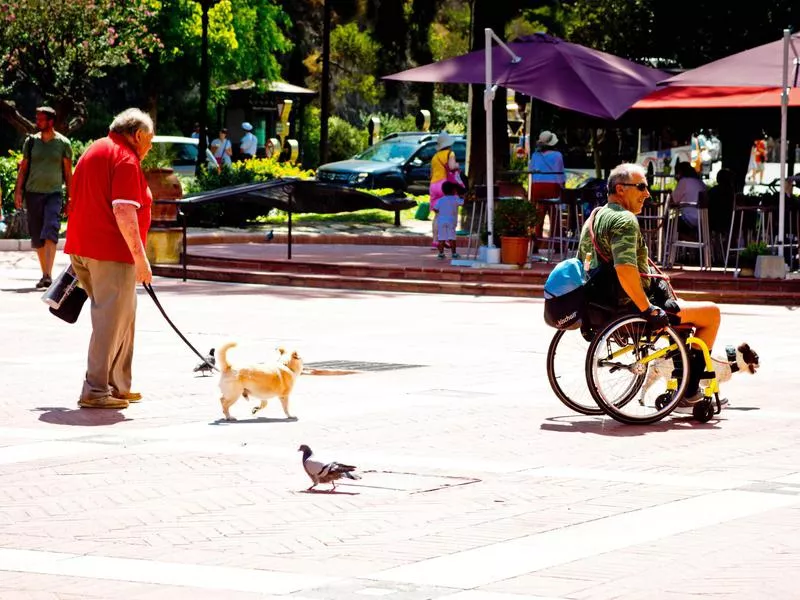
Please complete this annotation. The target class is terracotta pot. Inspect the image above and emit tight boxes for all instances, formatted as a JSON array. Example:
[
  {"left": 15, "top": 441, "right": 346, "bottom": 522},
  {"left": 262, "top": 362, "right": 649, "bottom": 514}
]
[
  {"left": 144, "top": 168, "right": 182, "bottom": 225},
  {"left": 500, "top": 236, "right": 530, "bottom": 266},
  {"left": 738, "top": 266, "right": 755, "bottom": 277}
]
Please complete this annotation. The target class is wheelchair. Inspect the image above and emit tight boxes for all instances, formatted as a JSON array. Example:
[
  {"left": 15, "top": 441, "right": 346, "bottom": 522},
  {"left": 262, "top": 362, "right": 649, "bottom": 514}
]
[{"left": 547, "top": 301, "right": 725, "bottom": 425}]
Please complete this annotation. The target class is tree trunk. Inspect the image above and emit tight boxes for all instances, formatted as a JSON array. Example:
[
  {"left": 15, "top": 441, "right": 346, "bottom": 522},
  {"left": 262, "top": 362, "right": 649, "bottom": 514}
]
[
  {"left": 409, "top": 0, "right": 436, "bottom": 114},
  {"left": 0, "top": 100, "right": 35, "bottom": 135},
  {"left": 466, "top": 0, "right": 514, "bottom": 189}
]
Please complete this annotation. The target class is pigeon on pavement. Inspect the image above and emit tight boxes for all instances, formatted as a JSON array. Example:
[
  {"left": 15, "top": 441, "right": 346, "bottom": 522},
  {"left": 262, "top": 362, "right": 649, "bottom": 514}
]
[
  {"left": 265, "top": 229, "right": 274, "bottom": 242},
  {"left": 193, "top": 348, "right": 216, "bottom": 376},
  {"left": 298, "top": 444, "right": 360, "bottom": 491}
]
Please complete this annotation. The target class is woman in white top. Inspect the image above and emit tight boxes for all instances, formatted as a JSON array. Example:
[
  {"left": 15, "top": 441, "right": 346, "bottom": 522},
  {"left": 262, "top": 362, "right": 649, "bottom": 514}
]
[
  {"left": 671, "top": 161, "right": 707, "bottom": 233},
  {"left": 529, "top": 131, "right": 565, "bottom": 250},
  {"left": 211, "top": 128, "right": 233, "bottom": 168}
]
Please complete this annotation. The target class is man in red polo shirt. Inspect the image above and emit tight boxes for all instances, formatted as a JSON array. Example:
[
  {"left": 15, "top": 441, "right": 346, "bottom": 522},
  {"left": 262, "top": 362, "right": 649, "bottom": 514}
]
[{"left": 65, "top": 108, "right": 154, "bottom": 409}]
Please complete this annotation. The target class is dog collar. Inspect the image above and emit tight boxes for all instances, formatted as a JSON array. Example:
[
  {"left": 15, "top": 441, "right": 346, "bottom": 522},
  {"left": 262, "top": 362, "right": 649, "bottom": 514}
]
[{"left": 726, "top": 345, "right": 739, "bottom": 373}]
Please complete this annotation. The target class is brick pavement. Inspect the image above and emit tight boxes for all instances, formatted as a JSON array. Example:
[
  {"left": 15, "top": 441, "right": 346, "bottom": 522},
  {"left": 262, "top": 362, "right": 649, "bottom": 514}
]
[{"left": 0, "top": 250, "right": 799, "bottom": 599}]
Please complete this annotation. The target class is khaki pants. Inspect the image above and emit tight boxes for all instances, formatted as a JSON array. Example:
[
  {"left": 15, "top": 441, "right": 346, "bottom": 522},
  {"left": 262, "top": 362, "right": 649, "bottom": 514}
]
[{"left": 70, "top": 256, "right": 137, "bottom": 400}]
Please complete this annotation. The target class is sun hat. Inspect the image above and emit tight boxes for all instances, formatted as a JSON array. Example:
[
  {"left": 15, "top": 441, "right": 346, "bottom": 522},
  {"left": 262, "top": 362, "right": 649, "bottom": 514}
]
[
  {"left": 537, "top": 131, "right": 558, "bottom": 147},
  {"left": 242, "top": 122, "right": 253, "bottom": 131},
  {"left": 436, "top": 131, "right": 454, "bottom": 151}
]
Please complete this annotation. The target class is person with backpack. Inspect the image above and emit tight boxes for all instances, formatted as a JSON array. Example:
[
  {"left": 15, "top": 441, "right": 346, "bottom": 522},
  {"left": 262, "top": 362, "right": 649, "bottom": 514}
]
[{"left": 13, "top": 106, "right": 73, "bottom": 288}]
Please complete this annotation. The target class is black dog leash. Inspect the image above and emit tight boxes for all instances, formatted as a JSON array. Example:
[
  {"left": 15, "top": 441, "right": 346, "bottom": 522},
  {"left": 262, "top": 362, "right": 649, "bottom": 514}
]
[{"left": 143, "top": 283, "right": 219, "bottom": 372}]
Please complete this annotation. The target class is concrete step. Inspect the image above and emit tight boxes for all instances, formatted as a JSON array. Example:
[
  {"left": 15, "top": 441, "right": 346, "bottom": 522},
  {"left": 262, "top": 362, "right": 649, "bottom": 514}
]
[
  {"left": 186, "top": 254, "right": 549, "bottom": 285},
  {"left": 152, "top": 264, "right": 546, "bottom": 298},
  {"left": 153, "top": 256, "right": 800, "bottom": 305}
]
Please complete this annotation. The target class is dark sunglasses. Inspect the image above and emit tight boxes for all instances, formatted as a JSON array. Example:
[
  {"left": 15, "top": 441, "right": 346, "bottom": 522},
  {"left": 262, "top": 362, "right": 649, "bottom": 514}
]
[{"left": 618, "top": 182, "right": 649, "bottom": 191}]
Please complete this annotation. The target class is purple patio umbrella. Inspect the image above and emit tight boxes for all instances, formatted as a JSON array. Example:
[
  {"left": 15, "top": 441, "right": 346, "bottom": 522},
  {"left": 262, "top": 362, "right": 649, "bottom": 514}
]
[
  {"left": 661, "top": 30, "right": 800, "bottom": 260},
  {"left": 384, "top": 33, "right": 668, "bottom": 120},
  {"left": 661, "top": 32, "right": 800, "bottom": 88}
]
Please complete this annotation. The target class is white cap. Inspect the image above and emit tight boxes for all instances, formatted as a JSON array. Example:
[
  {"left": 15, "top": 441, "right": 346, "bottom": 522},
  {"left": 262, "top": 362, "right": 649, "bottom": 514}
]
[{"left": 242, "top": 122, "right": 253, "bottom": 131}]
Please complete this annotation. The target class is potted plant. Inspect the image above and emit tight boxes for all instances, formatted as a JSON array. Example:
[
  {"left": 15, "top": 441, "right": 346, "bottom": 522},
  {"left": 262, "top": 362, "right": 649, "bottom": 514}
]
[
  {"left": 141, "top": 143, "right": 182, "bottom": 224},
  {"left": 494, "top": 198, "right": 538, "bottom": 265},
  {"left": 738, "top": 241, "right": 769, "bottom": 277},
  {"left": 141, "top": 144, "right": 183, "bottom": 264}
]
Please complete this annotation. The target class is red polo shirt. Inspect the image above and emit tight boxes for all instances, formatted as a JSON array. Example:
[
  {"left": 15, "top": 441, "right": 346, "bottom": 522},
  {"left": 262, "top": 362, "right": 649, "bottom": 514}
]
[{"left": 64, "top": 133, "right": 152, "bottom": 264}]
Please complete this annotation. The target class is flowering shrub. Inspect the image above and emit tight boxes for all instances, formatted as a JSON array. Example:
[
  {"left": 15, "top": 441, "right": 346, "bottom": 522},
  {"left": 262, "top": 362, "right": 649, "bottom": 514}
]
[{"left": 0, "top": 150, "right": 21, "bottom": 218}]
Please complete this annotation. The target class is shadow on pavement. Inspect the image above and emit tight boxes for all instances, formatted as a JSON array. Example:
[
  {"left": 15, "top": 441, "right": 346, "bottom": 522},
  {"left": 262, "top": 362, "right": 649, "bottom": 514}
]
[
  {"left": 33, "top": 406, "right": 132, "bottom": 426},
  {"left": 209, "top": 416, "right": 298, "bottom": 425},
  {"left": 1, "top": 287, "right": 41, "bottom": 293},
  {"left": 296, "top": 489, "right": 360, "bottom": 496},
  {"left": 540, "top": 414, "right": 722, "bottom": 436}
]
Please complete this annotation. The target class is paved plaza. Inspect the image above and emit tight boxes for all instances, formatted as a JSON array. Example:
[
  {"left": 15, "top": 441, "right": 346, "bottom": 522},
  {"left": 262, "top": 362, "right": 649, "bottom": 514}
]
[{"left": 1, "top": 250, "right": 799, "bottom": 599}]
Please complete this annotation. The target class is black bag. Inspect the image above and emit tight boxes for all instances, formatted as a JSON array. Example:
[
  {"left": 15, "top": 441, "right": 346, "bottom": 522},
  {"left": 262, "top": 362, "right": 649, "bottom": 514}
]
[
  {"left": 543, "top": 207, "right": 618, "bottom": 331},
  {"left": 543, "top": 257, "right": 586, "bottom": 330},
  {"left": 42, "top": 265, "right": 88, "bottom": 324},
  {"left": 49, "top": 286, "right": 88, "bottom": 323}
]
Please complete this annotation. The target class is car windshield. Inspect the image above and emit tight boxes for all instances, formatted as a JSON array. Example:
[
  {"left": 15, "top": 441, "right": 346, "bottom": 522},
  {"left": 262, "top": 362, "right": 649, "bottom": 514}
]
[
  {"left": 171, "top": 143, "right": 198, "bottom": 162},
  {"left": 355, "top": 142, "right": 417, "bottom": 163}
]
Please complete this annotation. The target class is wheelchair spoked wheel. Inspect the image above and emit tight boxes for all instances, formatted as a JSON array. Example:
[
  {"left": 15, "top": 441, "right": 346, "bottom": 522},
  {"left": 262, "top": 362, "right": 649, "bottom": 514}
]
[
  {"left": 547, "top": 328, "right": 602, "bottom": 415},
  {"left": 585, "top": 315, "right": 690, "bottom": 425}
]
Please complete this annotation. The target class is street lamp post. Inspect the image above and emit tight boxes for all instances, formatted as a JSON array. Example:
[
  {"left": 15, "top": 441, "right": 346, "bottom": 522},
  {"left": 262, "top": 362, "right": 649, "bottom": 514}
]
[
  {"left": 319, "top": 0, "right": 332, "bottom": 165},
  {"left": 196, "top": 0, "right": 220, "bottom": 175}
]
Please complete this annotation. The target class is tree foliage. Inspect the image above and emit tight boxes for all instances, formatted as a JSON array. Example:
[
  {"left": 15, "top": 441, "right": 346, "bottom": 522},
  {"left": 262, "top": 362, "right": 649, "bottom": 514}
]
[
  {"left": 0, "top": 0, "right": 161, "bottom": 131},
  {"left": 304, "top": 22, "right": 383, "bottom": 119}
]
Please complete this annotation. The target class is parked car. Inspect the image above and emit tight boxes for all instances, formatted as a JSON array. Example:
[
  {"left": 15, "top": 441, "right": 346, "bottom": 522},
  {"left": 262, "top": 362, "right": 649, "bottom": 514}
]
[
  {"left": 150, "top": 135, "right": 219, "bottom": 177},
  {"left": 316, "top": 132, "right": 467, "bottom": 195}
]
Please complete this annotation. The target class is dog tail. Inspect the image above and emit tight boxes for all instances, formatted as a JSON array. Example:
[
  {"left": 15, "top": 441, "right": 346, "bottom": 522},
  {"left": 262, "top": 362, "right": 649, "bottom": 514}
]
[{"left": 217, "top": 342, "right": 237, "bottom": 372}]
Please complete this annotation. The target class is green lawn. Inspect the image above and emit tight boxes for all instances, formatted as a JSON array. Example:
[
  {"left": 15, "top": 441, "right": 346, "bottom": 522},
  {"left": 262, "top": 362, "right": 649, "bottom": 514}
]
[{"left": 253, "top": 206, "right": 421, "bottom": 225}]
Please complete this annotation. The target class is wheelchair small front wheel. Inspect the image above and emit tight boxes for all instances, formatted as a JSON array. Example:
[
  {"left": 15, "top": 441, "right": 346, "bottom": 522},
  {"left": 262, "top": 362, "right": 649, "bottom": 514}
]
[
  {"left": 654, "top": 392, "right": 673, "bottom": 410},
  {"left": 693, "top": 400, "right": 714, "bottom": 423}
]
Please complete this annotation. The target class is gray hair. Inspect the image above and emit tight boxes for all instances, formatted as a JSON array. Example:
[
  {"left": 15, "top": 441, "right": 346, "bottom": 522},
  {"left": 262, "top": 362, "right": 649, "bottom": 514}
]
[
  {"left": 109, "top": 108, "right": 154, "bottom": 136},
  {"left": 607, "top": 162, "right": 647, "bottom": 195}
]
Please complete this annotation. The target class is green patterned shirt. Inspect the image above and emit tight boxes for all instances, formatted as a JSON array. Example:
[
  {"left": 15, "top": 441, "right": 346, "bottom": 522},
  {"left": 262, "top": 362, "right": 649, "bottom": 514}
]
[{"left": 577, "top": 203, "right": 649, "bottom": 291}]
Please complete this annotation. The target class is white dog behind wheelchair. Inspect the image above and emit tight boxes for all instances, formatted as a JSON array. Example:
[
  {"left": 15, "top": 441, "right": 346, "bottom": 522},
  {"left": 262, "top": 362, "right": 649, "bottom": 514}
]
[{"left": 642, "top": 342, "right": 760, "bottom": 402}]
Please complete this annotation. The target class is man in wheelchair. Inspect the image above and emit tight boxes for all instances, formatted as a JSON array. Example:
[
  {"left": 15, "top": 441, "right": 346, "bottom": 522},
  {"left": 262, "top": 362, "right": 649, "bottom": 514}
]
[{"left": 576, "top": 163, "right": 722, "bottom": 409}]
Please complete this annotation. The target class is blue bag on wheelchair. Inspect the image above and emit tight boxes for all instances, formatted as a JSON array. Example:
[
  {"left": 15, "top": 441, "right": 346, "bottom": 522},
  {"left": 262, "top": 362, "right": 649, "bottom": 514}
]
[{"left": 543, "top": 257, "right": 585, "bottom": 330}]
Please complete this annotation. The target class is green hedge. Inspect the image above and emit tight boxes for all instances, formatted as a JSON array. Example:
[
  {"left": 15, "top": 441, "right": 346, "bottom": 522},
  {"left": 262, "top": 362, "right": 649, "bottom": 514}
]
[{"left": 183, "top": 157, "right": 315, "bottom": 227}]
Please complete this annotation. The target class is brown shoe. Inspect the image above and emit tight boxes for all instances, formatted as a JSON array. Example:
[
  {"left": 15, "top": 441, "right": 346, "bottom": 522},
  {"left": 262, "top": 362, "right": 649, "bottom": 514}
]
[
  {"left": 112, "top": 391, "right": 142, "bottom": 403},
  {"left": 78, "top": 396, "right": 129, "bottom": 409}
]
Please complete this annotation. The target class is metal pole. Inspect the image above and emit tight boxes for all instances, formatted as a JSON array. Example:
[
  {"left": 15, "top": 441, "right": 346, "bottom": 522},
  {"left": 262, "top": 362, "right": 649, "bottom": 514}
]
[
  {"left": 197, "top": 0, "right": 211, "bottom": 176},
  {"left": 181, "top": 207, "right": 188, "bottom": 282},
  {"left": 779, "top": 28, "right": 790, "bottom": 259},
  {"left": 319, "top": 0, "right": 332, "bottom": 165},
  {"left": 287, "top": 195, "right": 293, "bottom": 260},
  {"left": 484, "top": 28, "right": 495, "bottom": 250},
  {"left": 483, "top": 28, "right": 521, "bottom": 253}
]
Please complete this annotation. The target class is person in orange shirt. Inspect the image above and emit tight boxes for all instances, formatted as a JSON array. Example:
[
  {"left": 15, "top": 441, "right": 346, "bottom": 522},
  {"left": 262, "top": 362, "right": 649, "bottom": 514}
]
[{"left": 753, "top": 137, "right": 767, "bottom": 184}]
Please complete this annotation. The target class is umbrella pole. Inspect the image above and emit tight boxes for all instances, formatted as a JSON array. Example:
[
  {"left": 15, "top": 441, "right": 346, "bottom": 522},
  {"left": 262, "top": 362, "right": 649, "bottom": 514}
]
[
  {"left": 485, "top": 28, "right": 496, "bottom": 251},
  {"left": 288, "top": 191, "right": 293, "bottom": 260},
  {"left": 483, "top": 28, "right": 522, "bottom": 255},
  {"left": 779, "top": 28, "right": 790, "bottom": 262}
]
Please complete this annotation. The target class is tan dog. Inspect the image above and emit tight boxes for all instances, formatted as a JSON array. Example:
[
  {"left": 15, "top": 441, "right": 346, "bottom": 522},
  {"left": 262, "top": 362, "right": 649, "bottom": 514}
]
[
  {"left": 644, "top": 342, "right": 760, "bottom": 393},
  {"left": 217, "top": 342, "right": 303, "bottom": 421}
]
